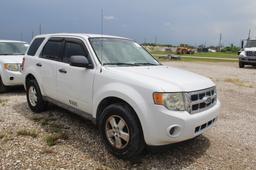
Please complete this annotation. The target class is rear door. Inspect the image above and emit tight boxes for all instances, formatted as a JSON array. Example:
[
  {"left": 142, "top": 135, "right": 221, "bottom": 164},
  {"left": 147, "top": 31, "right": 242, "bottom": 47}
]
[
  {"left": 38, "top": 38, "right": 64, "bottom": 99},
  {"left": 56, "top": 38, "right": 95, "bottom": 113}
]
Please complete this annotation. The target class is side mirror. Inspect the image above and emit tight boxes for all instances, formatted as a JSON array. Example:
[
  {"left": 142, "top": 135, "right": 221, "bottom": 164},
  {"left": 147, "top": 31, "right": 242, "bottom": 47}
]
[{"left": 70, "top": 55, "right": 93, "bottom": 69}]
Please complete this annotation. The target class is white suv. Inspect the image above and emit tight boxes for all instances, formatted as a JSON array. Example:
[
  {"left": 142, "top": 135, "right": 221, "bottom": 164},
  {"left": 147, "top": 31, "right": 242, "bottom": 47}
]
[
  {"left": 22, "top": 33, "right": 220, "bottom": 158},
  {"left": 0, "top": 40, "right": 29, "bottom": 92}
]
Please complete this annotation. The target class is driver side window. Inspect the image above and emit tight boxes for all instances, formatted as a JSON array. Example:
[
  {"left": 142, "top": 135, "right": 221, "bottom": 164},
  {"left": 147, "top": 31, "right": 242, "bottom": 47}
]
[{"left": 63, "top": 40, "right": 88, "bottom": 64}]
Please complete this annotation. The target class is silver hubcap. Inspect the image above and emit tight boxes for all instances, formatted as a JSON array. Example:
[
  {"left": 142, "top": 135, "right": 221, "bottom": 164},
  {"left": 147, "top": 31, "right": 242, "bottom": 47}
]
[
  {"left": 105, "top": 115, "right": 130, "bottom": 149},
  {"left": 28, "top": 86, "right": 37, "bottom": 107}
]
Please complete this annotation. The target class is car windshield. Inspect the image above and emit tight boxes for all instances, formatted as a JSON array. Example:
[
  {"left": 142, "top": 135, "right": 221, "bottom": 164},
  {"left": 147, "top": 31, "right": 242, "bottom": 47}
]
[
  {"left": 245, "top": 40, "right": 256, "bottom": 48},
  {"left": 89, "top": 38, "right": 160, "bottom": 66},
  {"left": 0, "top": 42, "right": 28, "bottom": 55}
]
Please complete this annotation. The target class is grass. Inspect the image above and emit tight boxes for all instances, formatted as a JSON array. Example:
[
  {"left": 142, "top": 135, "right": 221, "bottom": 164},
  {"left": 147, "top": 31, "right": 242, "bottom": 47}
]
[
  {"left": 0, "top": 99, "right": 8, "bottom": 106},
  {"left": 44, "top": 132, "right": 68, "bottom": 146},
  {"left": 0, "top": 131, "right": 14, "bottom": 142},
  {"left": 224, "top": 78, "right": 254, "bottom": 88},
  {"left": 154, "top": 55, "right": 236, "bottom": 63},
  {"left": 17, "top": 129, "right": 38, "bottom": 138},
  {"left": 151, "top": 50, "right": 237, "bottom": 58},
  {"left": 184, "top": 52, "right": 237, "bottom": 58}
]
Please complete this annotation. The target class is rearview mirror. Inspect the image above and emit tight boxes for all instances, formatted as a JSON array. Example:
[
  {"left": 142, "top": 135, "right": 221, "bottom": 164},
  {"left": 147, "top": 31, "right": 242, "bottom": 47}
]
[{"left": 70, "top": 56, "right": 93, "bottom": 69}]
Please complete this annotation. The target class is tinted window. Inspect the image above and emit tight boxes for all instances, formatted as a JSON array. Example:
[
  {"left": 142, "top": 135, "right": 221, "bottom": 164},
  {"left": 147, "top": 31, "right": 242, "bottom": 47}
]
[
  {"left": 41, "top": 40, "right": 63, "bottom": 61},
  {"left": 63, "top": 41, "right": 87, "bottom": 63},
  {"left": 27, "top": 38, "right": 44, "bottom": 56}
]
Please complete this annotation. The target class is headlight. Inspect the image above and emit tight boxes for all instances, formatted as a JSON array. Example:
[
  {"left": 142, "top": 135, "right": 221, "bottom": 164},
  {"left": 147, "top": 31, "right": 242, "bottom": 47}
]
[
  {"left": 239, "top": 51, "right": 246, "bottom": 57},
  {"left": 4, "top": 63, "right": 21, "bottom": 71},
  {"left": 153, "top": 92, "right": 185, "bottom": 111}
]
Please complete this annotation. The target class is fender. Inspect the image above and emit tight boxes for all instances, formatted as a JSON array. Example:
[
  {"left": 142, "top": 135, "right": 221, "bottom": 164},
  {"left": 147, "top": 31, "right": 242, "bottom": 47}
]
[
  {"left": 93, "top": 82, "right": 152, "bottom": 141},
  {"left": 24, "top": 66, "right": 45, "bottom": 96}
]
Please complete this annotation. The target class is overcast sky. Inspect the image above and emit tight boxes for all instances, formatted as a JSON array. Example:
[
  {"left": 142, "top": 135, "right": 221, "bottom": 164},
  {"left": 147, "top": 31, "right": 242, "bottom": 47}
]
[{"left": 0, "top": 0, "right": 256, "bottom": 46}]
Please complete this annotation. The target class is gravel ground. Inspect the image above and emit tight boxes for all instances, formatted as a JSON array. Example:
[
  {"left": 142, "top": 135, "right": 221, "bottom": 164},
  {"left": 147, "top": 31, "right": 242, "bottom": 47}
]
[{"left": 0, "top": 62, "right": 255, "bottom": 169}]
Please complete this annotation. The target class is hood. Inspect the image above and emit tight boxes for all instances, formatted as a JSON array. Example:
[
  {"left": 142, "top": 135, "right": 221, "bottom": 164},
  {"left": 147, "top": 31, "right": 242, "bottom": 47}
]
[
  {"left": 0, "top": 55, "right": 24, "bottom": 64},
  {"left": 105, "top": 65, "right": 215, "bottom": 92},
  {"left": 244, "top": 47, "right": 256, "bottom": 51}
]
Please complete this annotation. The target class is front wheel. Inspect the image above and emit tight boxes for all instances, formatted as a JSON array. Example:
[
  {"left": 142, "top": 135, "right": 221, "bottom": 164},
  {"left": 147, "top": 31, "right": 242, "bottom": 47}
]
[
  {"left": 26, "top": 79, "right": 47, "bottom": 113},
  {"left": 0, "top": 76, "right": 7, "bottom": 93},
  {"left": 99, "top": 103, "right": 145, "bottom": 159},
  {"left": 239, "top": 61, "right": 244, "bottom": 68}
]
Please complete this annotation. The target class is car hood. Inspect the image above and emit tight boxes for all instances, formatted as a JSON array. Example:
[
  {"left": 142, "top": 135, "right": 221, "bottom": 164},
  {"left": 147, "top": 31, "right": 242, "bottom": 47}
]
[
  {"left": 0, "top": 55, "right": 23, "bottom": 64},
  {"left": 244, "top": 47, "right": 256, "bottom": 51},
  {"left": 105, "top": 65, "right": 215, "bottom": 92}
]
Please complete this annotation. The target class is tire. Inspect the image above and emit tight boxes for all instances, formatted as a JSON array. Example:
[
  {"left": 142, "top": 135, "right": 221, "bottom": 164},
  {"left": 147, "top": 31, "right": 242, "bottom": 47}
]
[
  {"left": 239, "top": 61, "right": 244, "bottom": 68},
  {"left": 0, "top": 76, "right": 7, "bottom": 93},
  {"left": 99, "top": 103, "right": 145, "bottom": 159},
  {"left": 26, "top": 79, "right": 47, "bottom": 113}
]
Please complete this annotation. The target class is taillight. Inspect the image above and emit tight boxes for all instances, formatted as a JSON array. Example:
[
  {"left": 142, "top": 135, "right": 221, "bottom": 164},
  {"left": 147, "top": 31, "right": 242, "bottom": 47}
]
[{"left": 21, "top": 57, "right": 25, "bottom": 71}]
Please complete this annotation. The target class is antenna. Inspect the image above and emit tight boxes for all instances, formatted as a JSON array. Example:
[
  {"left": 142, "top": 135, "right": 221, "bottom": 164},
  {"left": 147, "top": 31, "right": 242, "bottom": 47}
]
[
  {"left": 32, "top": 31, "right": 34, "bottom": 40},
  {"left": 100, "top": 8, "right": 104, "bottom": 64}
]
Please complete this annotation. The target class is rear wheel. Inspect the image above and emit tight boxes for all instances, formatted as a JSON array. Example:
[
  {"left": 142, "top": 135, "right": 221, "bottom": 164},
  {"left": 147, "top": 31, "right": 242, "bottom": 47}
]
[
  {"left": 26, "top": 79, "right": 47, "bottom": 113},
  {"left": 99, "top": 103, "right": 145, "bottom": 159},
  {"left": 239, "top": 61, "right": 244, "bottom": 68},
  {"left": 0, "top": 76, "right": 7, "bottom": 93}
]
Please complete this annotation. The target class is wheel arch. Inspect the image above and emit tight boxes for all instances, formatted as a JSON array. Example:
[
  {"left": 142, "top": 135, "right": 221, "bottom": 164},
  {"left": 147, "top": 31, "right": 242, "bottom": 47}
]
[
  {"left": 25, "top": 73, "right": 45, "bottom": 95},
  {"left": 95, "top": 96, "right": 145, "bottom": 142}
]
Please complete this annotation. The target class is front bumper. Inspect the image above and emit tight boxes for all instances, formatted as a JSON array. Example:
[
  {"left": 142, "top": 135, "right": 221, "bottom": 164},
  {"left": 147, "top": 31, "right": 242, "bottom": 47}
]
[
  {"left": 143, "top": 100, "right": 220, "bottom": 145},
  {"left": 239, "top": 57, "right": 256, "bottom": 64},
  {"left": 1, "top": 70, "right": 23, "bottom": 86}
]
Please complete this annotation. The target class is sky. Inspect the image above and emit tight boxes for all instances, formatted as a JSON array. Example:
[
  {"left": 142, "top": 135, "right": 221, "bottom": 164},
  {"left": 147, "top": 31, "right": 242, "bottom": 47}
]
[{"left": 0, "top": 0, "right": 256, "bottom": 46}]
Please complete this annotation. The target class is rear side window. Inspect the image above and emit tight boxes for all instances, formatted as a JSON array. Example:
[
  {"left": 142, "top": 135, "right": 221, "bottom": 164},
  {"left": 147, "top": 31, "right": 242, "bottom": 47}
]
[
  {"left": 27, "top": 38, "right": 44, "bottom": 56},
  {"left": 63, "top": 41, "right": 87, "bottom": 63},
  {"left": 41, "top": 39, "right": 63, "bottom": 61}
]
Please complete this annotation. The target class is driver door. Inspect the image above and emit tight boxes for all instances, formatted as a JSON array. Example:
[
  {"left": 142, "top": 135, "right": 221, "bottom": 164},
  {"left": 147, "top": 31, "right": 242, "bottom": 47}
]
[{"left": 56, "top": 38, "right": 95, "bottom": 114}]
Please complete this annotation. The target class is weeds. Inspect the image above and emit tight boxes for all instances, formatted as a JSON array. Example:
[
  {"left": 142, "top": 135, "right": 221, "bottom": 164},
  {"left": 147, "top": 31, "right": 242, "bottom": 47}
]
[
  {"left": 44, "top": 132, "right": 68, "bottom": 146},
  {"left": 0, "top": 99, "right": 8, "bottom": 106},
  {"left": 17, "top": 129, "right": 38, "bottom": 138},
  {"left": 224, "top": 78, "right": 254, "bottom": 88}
]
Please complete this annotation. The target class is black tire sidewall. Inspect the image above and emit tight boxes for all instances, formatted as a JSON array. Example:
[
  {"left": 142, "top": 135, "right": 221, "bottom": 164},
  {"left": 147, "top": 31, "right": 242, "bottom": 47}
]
[
  {"left": 0, "top": 76, "right": 7, "bottom": 93},
  {"left": 99, "top": 103, "right": 144, "bottom": 159},
  {"left": 239, "top": 61, "right": 244, "bottom": 68},
  {"left": 26, "top": 79, "right": 46, "bottom": 113}
]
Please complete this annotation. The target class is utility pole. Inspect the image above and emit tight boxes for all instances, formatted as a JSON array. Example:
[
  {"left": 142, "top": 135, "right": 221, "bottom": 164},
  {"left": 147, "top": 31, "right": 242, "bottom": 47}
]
[
  {"left": 101, "top": 9, "right": 103, "bottom": 35},
  {"left": 154, "top": 36, "right": 158, "bottom": 45},
  {"left": 39, "top": 24, "right": 42, "bottom": 35},
  {"left": 20, "top": 32, "right": 23, "bottom": 41},
  {"left": 248, "top": 29, "right": 251, "bottom": 40},
  {"left": 218, "top": 33, "right": 222, "bottom": 51}
]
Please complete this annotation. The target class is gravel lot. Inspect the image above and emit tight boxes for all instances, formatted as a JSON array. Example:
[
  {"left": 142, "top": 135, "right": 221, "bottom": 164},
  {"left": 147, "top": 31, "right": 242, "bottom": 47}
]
[{"left": 0, "top": 62, "right": 255, "bottom": 169}]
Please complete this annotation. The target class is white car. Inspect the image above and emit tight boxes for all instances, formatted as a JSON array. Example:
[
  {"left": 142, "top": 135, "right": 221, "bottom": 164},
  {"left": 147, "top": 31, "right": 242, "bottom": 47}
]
[
  {"left": 22, "top": 33, "right": 220, "bottom": 158},
  {"left": 0, "top": 40, "right": 29, "bottom": 92}
]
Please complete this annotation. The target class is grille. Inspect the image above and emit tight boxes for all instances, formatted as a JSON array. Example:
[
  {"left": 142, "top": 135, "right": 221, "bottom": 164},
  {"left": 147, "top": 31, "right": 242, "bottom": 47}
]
[
  {"left": 246, "top": 51, "right": 256, "bottom": 56},
  {"left": 186, "top": 87, "right": 217, "bottom": 114},
  {"left": 195, "top": 117, "right": 216, "bottom": 133}
]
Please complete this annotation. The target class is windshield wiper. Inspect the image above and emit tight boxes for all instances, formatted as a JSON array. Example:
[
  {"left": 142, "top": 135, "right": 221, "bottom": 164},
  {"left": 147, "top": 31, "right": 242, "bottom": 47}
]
[
  {"left": 103, "top": 62, "right": 137, "bottom": 66},
  {"left": 134, "top": 63, "right": 160, "bottom": 66},
  {"left": 0, "top": 53, "right": 24, "bottom": 55}
]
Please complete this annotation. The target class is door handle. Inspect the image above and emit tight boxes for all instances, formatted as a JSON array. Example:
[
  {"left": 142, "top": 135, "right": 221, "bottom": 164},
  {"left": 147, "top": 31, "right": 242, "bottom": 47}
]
[
  {"left": 36, "top": 63, "right": 42, "bottom": 67},
  {"left": 58, "top": 68, "right": 67, "bottom": 74}
]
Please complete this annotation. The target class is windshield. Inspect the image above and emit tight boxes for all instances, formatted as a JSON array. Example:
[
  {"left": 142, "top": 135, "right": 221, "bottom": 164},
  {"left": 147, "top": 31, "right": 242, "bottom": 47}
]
[
  {"left": 245, "top": 40, "right": 256, "bottom": 48},
  {"left": 89, "top": 38, "right": 160, "bottom": 66},
  {"left": 0, "top": 42, "right": 29, "bottom": 55}
]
